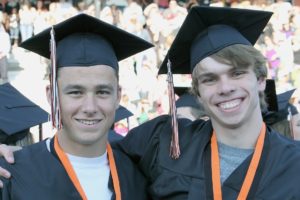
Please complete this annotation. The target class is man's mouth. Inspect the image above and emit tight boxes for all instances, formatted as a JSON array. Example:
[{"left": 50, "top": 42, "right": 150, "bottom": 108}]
[
  {"left": 76, "top": 119, "right": 101, "bottom": 125},
  {"left": 218, "top": 99, "right": 242, "bottom": 110}
]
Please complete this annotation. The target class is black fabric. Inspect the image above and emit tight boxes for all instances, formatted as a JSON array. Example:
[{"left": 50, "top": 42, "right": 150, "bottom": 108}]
[
  {"left": 118, "top": 116, "right": 300, "bottom": 199},
  {"left": 0, "top": 138, "right": 150, "bottom": 200},
  {"left": 108, "top": 130, "right": 124, "bottom": 142},
  {"left": 264, "top": 79, "right": 278, "bottom": 112}
]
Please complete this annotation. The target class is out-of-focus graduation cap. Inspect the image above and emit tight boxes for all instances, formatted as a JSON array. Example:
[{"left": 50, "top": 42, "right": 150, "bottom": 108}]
[
  {"left": 115, "top": 105, "right": 133, "bottom": 123},
  {"left": 109, "top": 105, "right": 133, "bottom": 142},
  {"left": 158, "top": 6, "right": 272, "bottom": 74},
  {"left": 277, "top": 89, "right": 297, "bottom": 114},
  {"left": 174, "top": 86, "right": 202, "bottom": 109},
  {"left": 264, "top": 79, "right": 297, "bottom": 114},
  {"left": 20, "top": 13, "right": 153, "bottom": 70},
  {"left": 263, "top": 80, "right": 298, "bottom": 124},
  {"left": 0, "top": 83, "right": 49, "bottom": 144}
]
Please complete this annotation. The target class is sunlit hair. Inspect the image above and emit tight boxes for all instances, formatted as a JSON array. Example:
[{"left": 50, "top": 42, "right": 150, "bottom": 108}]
[
  {"left": 0, "top": 129, "right": 34, "bottom": 147},
  {"left": 191, "top": 44, "right": 268, "bottom": 110},
  {"left": 15, "top": 132, "right": 34, "bottom": 147}
]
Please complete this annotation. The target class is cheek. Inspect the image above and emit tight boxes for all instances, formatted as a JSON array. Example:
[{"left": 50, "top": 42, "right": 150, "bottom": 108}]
[
  {"left": 60, "top": 102, "right": 79, "bottom": 117},
  {"left": 59, "top": 96, "right": 81, "bottom": 114},
  {"left": 97, "top": 98, "right": 118, "bottom": 112},
  {"left": 198, "top": 85, "right": 212, "bottom": 100}
]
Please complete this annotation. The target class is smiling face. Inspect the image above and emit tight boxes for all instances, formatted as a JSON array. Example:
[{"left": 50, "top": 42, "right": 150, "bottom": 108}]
[
  {"left": 193, "top": 56, "right": 265, "bottom": 129},
  {"left": 47, "top": 65, "right": 121, "bottom": 156}
]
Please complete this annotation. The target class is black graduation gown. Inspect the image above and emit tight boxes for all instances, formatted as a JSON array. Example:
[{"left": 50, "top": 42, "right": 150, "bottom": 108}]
[
  {"left": 117, "top": 115, "right": 300, "bottom": 200},
  {"left": 0, "top": 138, "right": 150, "bottom": 200},
  {"left": 108, "top": 130, "right": 124, "bottom": 142}
]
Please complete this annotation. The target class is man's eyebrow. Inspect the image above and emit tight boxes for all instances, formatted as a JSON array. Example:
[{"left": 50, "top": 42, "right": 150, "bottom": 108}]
[
  {"left": 62, "top": 84, "right": 115, "bottom": 92},
  {"left": 62, "top": 85, "right": 84, "bottom": 92},
  {"left": 95, "top": 84, "right": 114, "bottom": 91},
  {"left": 198, "top": 72, "right": 216, "bottom": 79}
]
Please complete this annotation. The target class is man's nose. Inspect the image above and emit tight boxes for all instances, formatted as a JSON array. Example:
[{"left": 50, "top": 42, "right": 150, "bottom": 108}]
[
  {"left": 82, "top": 95, "right": 97, "bottom": 114},
  {"left": 217, "top": 77, "right": 236, "bottom": 96}
]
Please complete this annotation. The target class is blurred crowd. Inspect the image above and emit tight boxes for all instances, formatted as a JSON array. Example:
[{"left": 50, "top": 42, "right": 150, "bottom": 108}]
[{"left": 0, "top": 0, "right": 300, "bottom": 136}]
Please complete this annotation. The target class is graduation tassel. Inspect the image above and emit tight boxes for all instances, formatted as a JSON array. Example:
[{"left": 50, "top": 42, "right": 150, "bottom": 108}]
[
  {"left": 167, "top": 59, "right": 180, "bottom": 159},
  {"left": 287, "top": 106, "right": 294, "bottom": 139},
  {"left": 50, "top": 27, "right": 62, "bottom": 130}
]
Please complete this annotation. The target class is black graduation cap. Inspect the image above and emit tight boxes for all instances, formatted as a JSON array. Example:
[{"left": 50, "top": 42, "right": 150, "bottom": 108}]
[
  {"left": 264, "top": 79, "right": 297, "bottom": 114},
  {"left": 158, "top": 6, "right": 273, "bottom": 74},
  {"left": 114, "top": 105, "right": 133, "bottom": 123},
  {"left": 263, "top": 80, "right": 298, "bottom": 125},
  {"left": 20, "top": 13, "right": 153, "bottom": 69},
  {"left": 174, "top": 86, "right": 202, "bottom": 109},
  {"left": 109, "top": 105, "right": 133, "bottom": 142},
  {"left": 0, "top": 83, "right": 49, "bottom": 144},
  {"left": 277, "top": 89, "right": 297, "bottom": 114}
]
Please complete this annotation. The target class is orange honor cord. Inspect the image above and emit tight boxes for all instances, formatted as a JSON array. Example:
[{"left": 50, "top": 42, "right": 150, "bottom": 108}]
[
  {"left": 107, "top": 144, "right": 122, "bottom": 200},
  {"left": 211, "top": 132, "right": 223, "bottom": 200},
  {"left": 54, "top": 135, "right": 122, "bottom": 200},
  {"left": 54, "top": 135, "right": 87, "bottom": 200},
  {"left": 211, "top": 123, "right": 266, "bottom": 200}
]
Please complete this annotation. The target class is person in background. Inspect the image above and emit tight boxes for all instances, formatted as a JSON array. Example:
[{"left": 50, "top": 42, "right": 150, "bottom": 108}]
[
  {"left": 0, "top": 82, "right": 48, "bottom": 147},
  {"left": 264, "top": 80, "right": 300, "bottom": 140},
  {"left": 18, "top": 2, "right": 35, "bottom": 42},
  {"left": 174, "top": 86, "right": 207, "bottom": 121},
  {"left": 0, "top": 23, "right": 10, "bottom": 84},
  {"left": 8, "top": 7, "right": 19, "bottom": 47},
  {"left": 0, "top": 13, "right": 152, "bottom": 199}
]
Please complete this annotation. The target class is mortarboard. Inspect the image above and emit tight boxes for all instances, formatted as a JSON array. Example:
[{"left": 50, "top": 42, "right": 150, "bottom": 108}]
[
  {"left": 263, "top": 81, "right": 298, "bottom": 125},
  {"left": 109, "top": 105, "right": 133, "bottom": 142},
  {"left": 158, "top": 6, "right": 273, "bottom": 74},
  {"left": 20, "top": 13, "right": 153, "bottom": 70},
  {"left": 0, "top": 83, "right": 49, "bottom": 144},
  {"left": 174, "top": 86, "right": 203, "bottom": 109},
  {"left": 277, "top": 89, "right": 297, "bottom": 114},
  {"left": 264, "top": 79, "right": 297, "bottom": 114},
  {"left": 115, "top": 105, "right": 133, "bottom": 123}
]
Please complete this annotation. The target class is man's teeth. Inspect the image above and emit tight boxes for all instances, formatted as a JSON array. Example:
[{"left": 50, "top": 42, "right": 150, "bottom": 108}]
[
  {"left": 219, "top": 99, "right": 241, "bottom": 110},
  {"left": 78, "top": 119, "right": 99, "bottom": 125}
]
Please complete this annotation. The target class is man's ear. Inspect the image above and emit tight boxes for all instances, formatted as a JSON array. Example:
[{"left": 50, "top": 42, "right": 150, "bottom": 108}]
[
  {"left": 45, "top": 85, "right": 51, "bottom": 105},
  {"left": 116, "top": 85, "right": 122, "bottom": 108},
  {"left": 258, "top": 77, "right": 266, "bottom": 92}
]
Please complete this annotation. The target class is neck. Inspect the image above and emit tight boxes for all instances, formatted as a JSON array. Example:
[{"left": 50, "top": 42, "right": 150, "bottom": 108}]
[
  {"left": 212, "top": 110, "right": 264, "bottom": 149},
  {"left": 57, "top": 131, "right": 107, "bottom": 158}
]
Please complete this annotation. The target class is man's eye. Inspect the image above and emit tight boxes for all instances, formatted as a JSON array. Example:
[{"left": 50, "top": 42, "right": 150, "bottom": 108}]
[
  {"left": 201, "top": 78, "right": 215, "bottom": 84},
  {"left": 68, "top": 91, "right": 82, "bottom": 95},
  {"left": 232, "top": 70, "right": 246, "bottom": 77},
  {"left": 97, "top": 90, "right": 111, "bottom": 95}
]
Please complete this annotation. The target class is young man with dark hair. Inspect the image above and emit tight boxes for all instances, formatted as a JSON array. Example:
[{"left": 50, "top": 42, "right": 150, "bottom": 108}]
[{"left": 0, "top": 13, "right": 152, "bottom": 199}]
